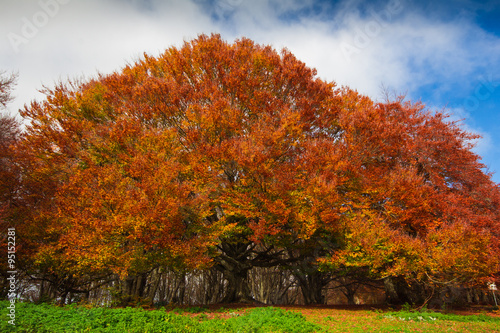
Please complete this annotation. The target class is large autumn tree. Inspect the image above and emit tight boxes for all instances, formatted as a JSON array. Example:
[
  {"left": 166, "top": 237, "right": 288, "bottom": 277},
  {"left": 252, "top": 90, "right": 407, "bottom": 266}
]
[{"left": 15, "top": 34, "right": 500, "bottom": 304}]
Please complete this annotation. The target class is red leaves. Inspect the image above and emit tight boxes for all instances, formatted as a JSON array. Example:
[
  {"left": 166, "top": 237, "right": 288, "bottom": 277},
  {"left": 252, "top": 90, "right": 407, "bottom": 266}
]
[
  {"left": 321, "top": 93, "right": 500, "bottom": 284},
  {"left": 12, "top": 34, "right": 500, "bottom": 287}
]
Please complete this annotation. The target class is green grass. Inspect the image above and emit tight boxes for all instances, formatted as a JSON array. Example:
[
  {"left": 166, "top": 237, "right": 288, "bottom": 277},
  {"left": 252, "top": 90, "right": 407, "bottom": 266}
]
[
  {"left": 1, "top": 300, "right": 499, "bottom": 332},
  {"left": 0, "top": 301, "right": 320, "bottom": 332}
]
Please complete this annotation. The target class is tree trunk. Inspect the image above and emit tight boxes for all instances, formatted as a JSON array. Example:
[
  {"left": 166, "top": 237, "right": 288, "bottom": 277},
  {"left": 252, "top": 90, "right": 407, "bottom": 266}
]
[
  {"left": 215, "top": 241, "right": 255, "bottom": 303},
  {"left": 297, "top": 271, "right": 328, "bottom": 305},
  {"left": 145, "top": 268, "right": 161, "bottom": 304},
  {"left": 342, "top": 286, "right": 357, "bottom": 305},
  {"left": 37, "top": 279, "right": 56, "bottom": 303},
  {"left": 120, "top": 273, "right": 148, "bottom": 305},
  {"left": 221, "top": 266, "right": 253, "bottom": 303},
  {"left": 384, "top": 277, "right": 401, "bottom": 304},
  {"left": 384, "top": 277, "right": 425, "bottom": 305}
]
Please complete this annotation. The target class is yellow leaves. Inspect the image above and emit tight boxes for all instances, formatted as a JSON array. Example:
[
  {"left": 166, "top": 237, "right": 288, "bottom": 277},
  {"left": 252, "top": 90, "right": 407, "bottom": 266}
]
[
  {"left": 329, "top": 212, "right": 427, "bottom": 278},
  {"left": 423, "top": 222, "right": 499, "bottom": 284},
  {"left": 219, "top": 222, "right": 239, "bottom": 236}
]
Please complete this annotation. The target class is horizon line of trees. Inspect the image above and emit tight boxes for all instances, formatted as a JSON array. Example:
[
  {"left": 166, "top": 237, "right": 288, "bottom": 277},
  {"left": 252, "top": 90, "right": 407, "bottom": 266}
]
[{"left": 1, "top": 34, "right": 499, "bottom": 307}]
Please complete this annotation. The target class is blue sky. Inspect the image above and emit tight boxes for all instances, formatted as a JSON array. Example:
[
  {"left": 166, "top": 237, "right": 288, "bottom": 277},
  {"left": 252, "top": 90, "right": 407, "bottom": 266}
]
[{"left": 2, "top": 0, "right": 500, "bottom": 182}]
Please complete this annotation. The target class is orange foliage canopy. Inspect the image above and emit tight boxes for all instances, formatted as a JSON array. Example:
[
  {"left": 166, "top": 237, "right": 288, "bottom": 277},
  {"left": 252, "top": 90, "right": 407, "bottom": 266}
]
[
  {"left": 14, "top": 34, "right": 500, "bottom": 285},
  {"left": 321, "top": 95, "right": 500, "bottom": 284}
]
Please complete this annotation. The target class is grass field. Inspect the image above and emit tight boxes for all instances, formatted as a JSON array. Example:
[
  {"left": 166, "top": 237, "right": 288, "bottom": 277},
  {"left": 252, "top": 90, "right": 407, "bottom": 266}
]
[{"left": 1, "top": 300, "right": 499, "bottom": 332}]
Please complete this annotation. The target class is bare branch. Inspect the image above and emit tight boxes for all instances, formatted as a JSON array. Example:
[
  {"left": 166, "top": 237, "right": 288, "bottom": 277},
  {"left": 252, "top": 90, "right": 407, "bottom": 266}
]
[{"left": 0, "top": 71, "right": 18, "bottom": 109}]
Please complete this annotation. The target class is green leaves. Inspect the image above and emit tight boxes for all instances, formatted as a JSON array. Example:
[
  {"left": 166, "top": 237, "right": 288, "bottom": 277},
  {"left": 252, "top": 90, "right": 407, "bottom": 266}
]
[{"left": 1, "top": 301, "right": 322, "bottom": 333}]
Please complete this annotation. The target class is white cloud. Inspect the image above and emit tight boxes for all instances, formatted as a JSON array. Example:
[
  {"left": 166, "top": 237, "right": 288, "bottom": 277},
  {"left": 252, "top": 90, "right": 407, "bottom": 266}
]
[
  {"left": 2, "top": 0, "right": 500, "bottom": 165},
  {"left": 3, "top": 0, "right": 499, "bottom": 107},
  {"left": 2, "top": 0, "right": 215, "bottom": 112}
]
